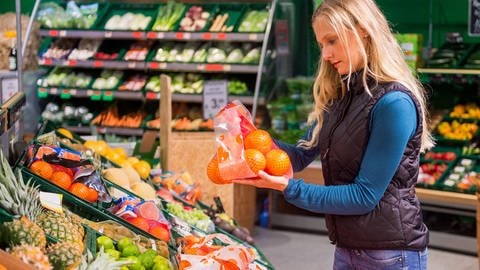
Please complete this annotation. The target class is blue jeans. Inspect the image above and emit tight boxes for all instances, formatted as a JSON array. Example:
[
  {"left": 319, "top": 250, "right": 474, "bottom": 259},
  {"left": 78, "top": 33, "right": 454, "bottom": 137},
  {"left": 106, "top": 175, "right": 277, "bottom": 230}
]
[{"left": 333, "top": 247, "right": 428, "bottom": 270}]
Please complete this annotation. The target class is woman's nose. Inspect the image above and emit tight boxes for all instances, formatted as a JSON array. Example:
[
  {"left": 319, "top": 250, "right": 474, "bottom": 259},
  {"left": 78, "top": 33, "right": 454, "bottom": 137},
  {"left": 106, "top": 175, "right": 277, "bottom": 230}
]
[{"left": 322, "top": 47, "right": 332, "bottom": 61}]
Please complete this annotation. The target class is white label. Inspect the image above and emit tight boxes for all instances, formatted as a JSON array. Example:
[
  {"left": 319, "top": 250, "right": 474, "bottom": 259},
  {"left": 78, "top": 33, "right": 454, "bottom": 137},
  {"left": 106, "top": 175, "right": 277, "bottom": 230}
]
[
  {"left": 39, "top": 191, "right": 63, "bottom": 213},
  {"left": 203, "top": 80, "right": 228, "bottom": 119},
  {"left": 1, "top": 78, "right": 18, "bottom": 103}
]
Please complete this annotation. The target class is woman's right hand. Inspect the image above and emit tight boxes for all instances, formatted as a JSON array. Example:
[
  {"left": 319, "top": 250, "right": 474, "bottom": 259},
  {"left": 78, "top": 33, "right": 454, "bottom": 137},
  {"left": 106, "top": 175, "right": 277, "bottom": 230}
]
[{"left": 232, "top": 170, "right": 289, "bottom": 192}]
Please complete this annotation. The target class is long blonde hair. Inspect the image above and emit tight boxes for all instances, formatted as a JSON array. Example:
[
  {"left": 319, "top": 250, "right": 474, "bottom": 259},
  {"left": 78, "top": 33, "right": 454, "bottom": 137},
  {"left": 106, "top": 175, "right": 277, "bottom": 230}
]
[{"left": 301, "top": 0, "right": 434, "bottom": 152}]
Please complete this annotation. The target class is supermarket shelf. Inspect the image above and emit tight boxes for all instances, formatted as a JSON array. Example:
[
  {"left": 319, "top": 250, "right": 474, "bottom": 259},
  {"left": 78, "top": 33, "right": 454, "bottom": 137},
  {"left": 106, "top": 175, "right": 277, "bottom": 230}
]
[
  {"left": 39, "top": 29, "right": 265, "bottom": 42},
  {"left": 64, "top": 125, "right": 144, "bottom": 136},
  {"left": 146, "top": 62, "right": 259, "bottom": 74},
  {"left": 37, "top": 87, "right": 263, "bottom": 105},
  {"left": 38, "top": 58, "right": 259, "bottom": 73},
  {"left": 418, "top": 68, "right": 480, "bottom": 75}
]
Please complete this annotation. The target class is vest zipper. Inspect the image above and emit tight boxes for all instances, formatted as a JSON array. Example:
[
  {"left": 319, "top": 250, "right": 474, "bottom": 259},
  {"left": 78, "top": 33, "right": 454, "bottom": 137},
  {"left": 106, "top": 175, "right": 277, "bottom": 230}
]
[{"left": 324, "top": 89, "right": 354, "bottom": 245}]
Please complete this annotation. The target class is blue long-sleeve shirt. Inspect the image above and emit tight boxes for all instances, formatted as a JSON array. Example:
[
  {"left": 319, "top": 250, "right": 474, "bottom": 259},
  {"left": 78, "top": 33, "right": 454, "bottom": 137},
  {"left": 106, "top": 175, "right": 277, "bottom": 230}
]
[{"left": 277, "top": 91, "right": 418, "bottom": 215}]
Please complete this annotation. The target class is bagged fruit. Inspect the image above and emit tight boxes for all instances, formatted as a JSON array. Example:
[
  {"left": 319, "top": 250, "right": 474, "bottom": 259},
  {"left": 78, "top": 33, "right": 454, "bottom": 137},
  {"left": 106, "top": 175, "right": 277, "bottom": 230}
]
[{"left": 207, "top": 100, "right": 292, "bottom": 183}]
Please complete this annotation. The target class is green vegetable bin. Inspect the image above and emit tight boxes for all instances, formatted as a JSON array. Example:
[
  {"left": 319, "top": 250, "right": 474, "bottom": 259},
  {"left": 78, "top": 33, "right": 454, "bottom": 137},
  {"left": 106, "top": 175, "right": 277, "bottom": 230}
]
[{"left": 96, "top": 3, "right": 158, "bottom": 31}]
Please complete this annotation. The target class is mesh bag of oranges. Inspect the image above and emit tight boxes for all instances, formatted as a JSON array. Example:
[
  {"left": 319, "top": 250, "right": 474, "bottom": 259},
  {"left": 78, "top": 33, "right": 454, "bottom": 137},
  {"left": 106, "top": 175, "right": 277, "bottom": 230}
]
[{"left": 207, "top": 101, "right": 292, "bottom": 184}]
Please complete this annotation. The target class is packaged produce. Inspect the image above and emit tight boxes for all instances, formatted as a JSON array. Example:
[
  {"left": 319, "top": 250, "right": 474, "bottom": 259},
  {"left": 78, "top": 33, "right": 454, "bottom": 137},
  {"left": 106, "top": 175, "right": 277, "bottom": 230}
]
[
  {"left": 238, "top": 10, "right": 269, "bottom": 32},
  {"left": 207, "top": 101, "right": 292, "bottom": 184}
]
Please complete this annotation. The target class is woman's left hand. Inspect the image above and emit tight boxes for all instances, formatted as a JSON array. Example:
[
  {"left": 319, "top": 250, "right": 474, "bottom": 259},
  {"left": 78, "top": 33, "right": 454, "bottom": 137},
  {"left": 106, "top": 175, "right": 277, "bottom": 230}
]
[{"left": 232, "top": 170, "right": 289, "bottom": 192}]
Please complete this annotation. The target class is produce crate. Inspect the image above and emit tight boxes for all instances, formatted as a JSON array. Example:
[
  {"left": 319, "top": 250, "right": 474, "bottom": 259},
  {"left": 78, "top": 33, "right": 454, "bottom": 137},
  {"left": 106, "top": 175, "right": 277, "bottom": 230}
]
[
  {"left": 0, "top": 207, "right": 58, "bottom": 245},
  {"left": 433, "top": 117, "right": 479, "bottom": 146},
  {"left": 175, "top": 4, "right": 219, "bottom": 32},
  {"left": 84, "top": 223, "right": 178, "bottom": 269},
  {"left": 207, "top": 4, "right": 245, "bottom": 32},
  {"left": 96, "top": 3, "right": 157, "bottom": 31},
  {"left": 417, "top": 160, "right": 454, "bottom": 190},
  {"left": 235, "top": 3, "right": 270, "bottom": 33},
  {"left": 425, "top": 42, "right": 473, "bottom": 69},
  {"left": 437, "top": 156, "right": 479, "bottom": 194},
  {"left": 16, "top": 150, "right": 162, "bottom": 243},
  {"left": 38, "top": 2, "right": 109, "bottom": 30}
]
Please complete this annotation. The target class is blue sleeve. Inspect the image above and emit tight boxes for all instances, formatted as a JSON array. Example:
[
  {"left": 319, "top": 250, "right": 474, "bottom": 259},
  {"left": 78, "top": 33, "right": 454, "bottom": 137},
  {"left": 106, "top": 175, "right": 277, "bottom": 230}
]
[
  {"left": 275, "top": 127, "right": 320, "bottom": 172},
  {"left": 283, "top": 91, "right": 417, "bottom": 215}
]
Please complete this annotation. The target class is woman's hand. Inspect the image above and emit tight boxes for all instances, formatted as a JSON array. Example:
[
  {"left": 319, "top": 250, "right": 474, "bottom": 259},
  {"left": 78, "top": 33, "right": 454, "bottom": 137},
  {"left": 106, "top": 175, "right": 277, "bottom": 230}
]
[{"left": 232, "top": 170, "right": 290, "bottom": 192}]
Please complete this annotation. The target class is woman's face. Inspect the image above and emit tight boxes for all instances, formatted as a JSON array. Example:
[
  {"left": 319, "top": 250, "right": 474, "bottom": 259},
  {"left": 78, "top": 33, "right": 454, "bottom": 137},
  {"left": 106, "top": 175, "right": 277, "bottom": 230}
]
[{"left": 313, "top": 16, "right": 365, "bottom": 75}]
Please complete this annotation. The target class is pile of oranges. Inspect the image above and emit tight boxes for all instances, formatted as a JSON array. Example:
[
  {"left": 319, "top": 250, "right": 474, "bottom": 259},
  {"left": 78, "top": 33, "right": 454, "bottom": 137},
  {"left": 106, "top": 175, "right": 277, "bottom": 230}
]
[
  {"left": 29, "top": 160, "right": 99, "bottom": 203},
  {"left": 207, "top": 129, "right": 291, "bottom": 184}
]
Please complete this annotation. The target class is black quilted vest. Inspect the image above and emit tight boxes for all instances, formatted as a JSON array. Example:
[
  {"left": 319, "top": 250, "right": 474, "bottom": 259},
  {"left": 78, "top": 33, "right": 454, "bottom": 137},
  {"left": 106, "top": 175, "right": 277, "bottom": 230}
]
[{"left": 318, "top": 73, "right": 428, "bottom": 250}]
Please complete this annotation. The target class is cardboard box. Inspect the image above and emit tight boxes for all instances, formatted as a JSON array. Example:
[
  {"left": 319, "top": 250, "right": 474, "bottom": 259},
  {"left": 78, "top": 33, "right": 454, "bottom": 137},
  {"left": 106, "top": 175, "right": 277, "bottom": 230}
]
[
  {"left": 396, "top": 33, "right": 424, "bottom": 70},
  {"left": 0, "top": 71, "right": 19, "bottom": 105}
]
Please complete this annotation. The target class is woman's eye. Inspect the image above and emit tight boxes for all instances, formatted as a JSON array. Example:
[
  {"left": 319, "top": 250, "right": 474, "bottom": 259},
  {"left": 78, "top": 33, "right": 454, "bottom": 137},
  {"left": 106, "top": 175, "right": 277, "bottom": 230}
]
[{"left": 327, "top": 39, "right": 336, "bottom": 45}]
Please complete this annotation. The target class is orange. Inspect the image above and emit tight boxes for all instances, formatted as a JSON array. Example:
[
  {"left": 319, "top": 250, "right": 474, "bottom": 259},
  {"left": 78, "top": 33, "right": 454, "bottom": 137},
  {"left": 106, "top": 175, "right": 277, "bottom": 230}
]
[
  {"left": 206, "top": 154, "right": 231, "bottom": 184},
  {"left": 126, "top": 216, "right": 150, "bottom": 232},
  {"left": 244, "top": 149, "right": 266, "bottom": 174},
  {"left": 50, "top": 171, "right": 73, "bottom": 190},
  {"left": 85, "top": 186, "right": 99, "bottom": 203},
  {"left": 29, "top": 160, "right": 54, "bottom": 180},
  {"left": 244, "top": 129, "right": 273, "bottom": 154},
  {"left": 265, "top": 149, "right": 291, "bottom": 176},
  {"left": 149, "top": 225, "right": 170, "bottom": 242},
  {"left": 69, "top": 182, "right": 90, "bottom": 201}
]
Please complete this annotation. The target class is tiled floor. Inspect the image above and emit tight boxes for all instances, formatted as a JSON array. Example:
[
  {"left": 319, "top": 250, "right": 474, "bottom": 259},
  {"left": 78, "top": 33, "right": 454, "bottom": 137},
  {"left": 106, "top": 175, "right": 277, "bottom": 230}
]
[{"left": 253, "top": 227, "right": 478, "bottom": 270}]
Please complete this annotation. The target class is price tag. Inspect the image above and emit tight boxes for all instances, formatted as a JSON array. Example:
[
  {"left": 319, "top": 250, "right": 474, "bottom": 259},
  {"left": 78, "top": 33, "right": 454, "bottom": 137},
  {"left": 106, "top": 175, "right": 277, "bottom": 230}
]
[
  {"left": 43, "top": 58, "right": 53, "bottom": 65},
  {"left": 91, "top": 90, "right": 102, "bottom": 101},
  {"left": 102, "top": 91, "right": 114, "bottom": 101},
  {"left": 59, "top": 30, "right": 67, "bottom": 37},
  {"left": 203, "top": 80, "right": 228, "bottom": 119},
  {"left": 248, "top": 33, "right": 258, "bottom": 41},
  {"left": 60, "top": 89, "right": 71, "bottom": 99},
  {"left": 216, "top": 33, "right": 227, "bottom": 40},
  {"left": 39, "top": 192, "right": 63, "bottom": 213},
  {"left": 38, "top": 88, "right": 48, "bottom": 98},
  {"left": 202, "top": 33, "right": 212, "bottom": 40},
  {"left": 127, "top": 62, "right": 137, "bottom": 69},
  {"left": 146, "top": 91, "right": 160, "bottom": 100},
  {"left": 132, "top": 31, "right": 142, "bottom": 39},
  {"left": 104, "top": 31, "right": 113, "bottom": 38},
  {"left": 48, "top": 30, "right": 59, "bottom": 37},
  {"left": 93, "top": 60, "right": 104, "bottom": 68},
  {"left": 149, "top": 62, "right": 159, "bottom": 69},
  {"left": 66, "top": 59, "right": 77, "bottom": 66},
  {"left": 146, "top": 32, "right": 157, "bottom": 39},
  {"left": 50, "top": 88, "right": 59, "bottom": 95}
]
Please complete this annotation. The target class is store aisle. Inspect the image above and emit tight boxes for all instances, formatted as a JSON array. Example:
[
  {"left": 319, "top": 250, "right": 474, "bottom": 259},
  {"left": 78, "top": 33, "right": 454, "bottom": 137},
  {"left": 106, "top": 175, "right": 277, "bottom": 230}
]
[{"left": 253, "top": 227, "right": 478, "bottom": 270}]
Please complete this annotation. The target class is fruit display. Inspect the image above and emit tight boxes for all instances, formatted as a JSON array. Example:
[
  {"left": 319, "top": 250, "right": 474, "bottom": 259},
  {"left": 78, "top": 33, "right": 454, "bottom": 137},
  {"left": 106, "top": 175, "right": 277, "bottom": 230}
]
[
  {"left": 96, "top": 236, "right": 172, "bottom": 270},
  {"left": 441, "top": 158, "right": 479, "bottom": 193},
  {"left": 436, "top": 120, "right": 479, "bottom": 141},
  {"left": 449, "top": 103, "right": 480, "bottom": 119},
  {"left": 118, "top": 74, "right": 148, "bottom": 91},
  {"left": 124, "top": 41, "right": 153, "bottom": 61},
  {"left": 166, "top": 202, "right": 214, "bottom": 233},
  {"left": 417, "top": 162, "right": 448, "bottom": 186},
  {"left": 423, "top": 149, "right": 457, "bottom": 162}
]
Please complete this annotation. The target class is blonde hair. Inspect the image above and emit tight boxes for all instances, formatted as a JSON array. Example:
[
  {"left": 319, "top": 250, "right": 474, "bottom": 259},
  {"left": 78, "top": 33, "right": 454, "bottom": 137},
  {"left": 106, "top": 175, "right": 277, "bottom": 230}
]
[{"left": 301, "top": 0, "right": 434, "bottom": 152}]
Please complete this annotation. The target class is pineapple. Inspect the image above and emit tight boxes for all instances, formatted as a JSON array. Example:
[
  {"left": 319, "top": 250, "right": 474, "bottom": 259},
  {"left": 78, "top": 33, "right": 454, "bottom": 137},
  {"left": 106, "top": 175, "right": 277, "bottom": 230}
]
[
  {"left": 37, "top": 209, "right": 85, "bottom": 249},
  {"left": 10, "top": 244, "right": 52, "bottom": 270},
  {"left": 79, "top": 247, "right": 131, "bottom": 270},
  {"left": 0, "top": 150, "right": 43, "bottom": 221},
  {"left": 3, "top": 216, "right": 47, "bottom": 250},
  {"left": 47, "top": 241, "right": 83, "bottom": 270}
]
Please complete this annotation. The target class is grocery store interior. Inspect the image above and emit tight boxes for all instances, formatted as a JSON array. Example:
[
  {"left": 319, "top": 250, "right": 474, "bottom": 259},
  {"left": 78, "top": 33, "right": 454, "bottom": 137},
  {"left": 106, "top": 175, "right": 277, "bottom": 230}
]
[{"left": 1, "top": 0, "right": 480, "bottom": 269}]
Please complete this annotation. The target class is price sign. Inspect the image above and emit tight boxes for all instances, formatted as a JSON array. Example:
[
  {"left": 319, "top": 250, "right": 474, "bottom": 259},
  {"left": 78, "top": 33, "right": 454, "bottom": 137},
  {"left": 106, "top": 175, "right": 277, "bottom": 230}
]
[{"left": 203, "top": 80, "right": 228, "bottom": 119}]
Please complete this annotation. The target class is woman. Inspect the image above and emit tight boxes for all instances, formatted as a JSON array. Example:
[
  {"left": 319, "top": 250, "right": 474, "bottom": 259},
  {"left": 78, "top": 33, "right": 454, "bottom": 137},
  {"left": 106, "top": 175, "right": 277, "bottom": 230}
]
[{"left": 234, "top": 0, "right": 434, "bottom": 269}]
